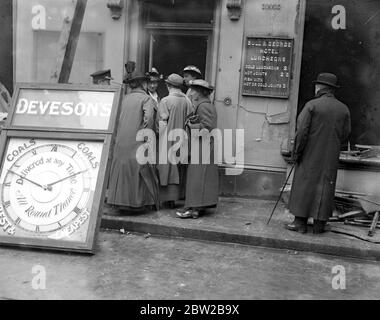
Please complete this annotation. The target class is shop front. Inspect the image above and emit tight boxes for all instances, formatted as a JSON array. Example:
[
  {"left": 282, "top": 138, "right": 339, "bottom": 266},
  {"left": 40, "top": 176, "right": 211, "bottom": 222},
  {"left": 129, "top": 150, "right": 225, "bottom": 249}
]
[{"left": 12, "top": 0, "right": 380, "bottom": 200}]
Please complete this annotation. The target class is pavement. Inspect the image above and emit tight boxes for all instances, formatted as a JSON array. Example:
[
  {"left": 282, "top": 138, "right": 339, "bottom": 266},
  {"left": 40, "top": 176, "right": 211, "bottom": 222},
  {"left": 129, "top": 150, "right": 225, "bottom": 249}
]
[
  {"left": 101, "top": 198, "right": 380, "bottom": 261},
  {"left": 1, "top": 231, "right": 380, "bottom": 300}
]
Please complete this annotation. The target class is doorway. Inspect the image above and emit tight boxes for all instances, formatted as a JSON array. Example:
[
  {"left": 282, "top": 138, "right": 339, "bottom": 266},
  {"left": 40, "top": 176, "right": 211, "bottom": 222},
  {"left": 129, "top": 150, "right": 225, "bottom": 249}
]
[
  {"left": 147, "top": 32, "right": 208, "bottom": 79},
  {"left": 140, "top": 0, "right": 216, "bottom": 96}
]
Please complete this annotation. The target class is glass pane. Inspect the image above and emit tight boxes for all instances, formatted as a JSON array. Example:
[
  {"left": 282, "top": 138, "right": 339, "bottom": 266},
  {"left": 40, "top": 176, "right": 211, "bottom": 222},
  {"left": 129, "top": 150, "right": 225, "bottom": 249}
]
[
  {"left": 299, "top": 0, "right": 380, "bottom": 146},
  {"left": 33, "top": 31, "right": 103, "bottom": 84}
]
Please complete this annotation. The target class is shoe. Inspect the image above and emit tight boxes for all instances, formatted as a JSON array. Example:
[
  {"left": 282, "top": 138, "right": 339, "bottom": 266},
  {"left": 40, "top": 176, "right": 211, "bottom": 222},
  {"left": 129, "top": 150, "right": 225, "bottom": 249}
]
[
  {"left": 313, "top": 220, "right": 326, "bottom": 234},
  {"left": 176, "top": 209, "right": 199, "bottom": 219},
  {"left": 285, "top": 217, "right": 307, "bottom": 234},
  {"left": 285, "top": 223, "right": 307, "bottom": 234}
]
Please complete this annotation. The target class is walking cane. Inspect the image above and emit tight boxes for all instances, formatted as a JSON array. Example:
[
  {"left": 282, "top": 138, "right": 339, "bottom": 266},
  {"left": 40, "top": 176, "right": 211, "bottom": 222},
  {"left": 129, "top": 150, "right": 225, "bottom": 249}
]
[{"left": 267, "top": 163, "right": 295, "bottom": 225}]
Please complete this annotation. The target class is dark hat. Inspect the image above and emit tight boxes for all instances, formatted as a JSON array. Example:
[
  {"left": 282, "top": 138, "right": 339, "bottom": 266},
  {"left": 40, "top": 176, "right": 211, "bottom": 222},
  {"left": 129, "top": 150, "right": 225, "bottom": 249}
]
[
  {"left": 123, "top": 71, "right": 149, "bottom": 84},
  {"left": 189, "top": 79, "right": 214, "bottom": 92},
  {"left": 148, "top": 67, "right": 159, "bottom": 76},
  {"left": 148, "top": 67, "right": 162, "bottom": 82},
  {"left": 90, "top": 69, "right": 113, "bottom": 83},
  {"left": 165, "top": 73, "right": 184, "bottom": 87},
  {"left": 183, "top": 65, "right": 202, "bottom": 77},
  {"left": 313, "top": 73, "right": 340, "bottom": 88}
]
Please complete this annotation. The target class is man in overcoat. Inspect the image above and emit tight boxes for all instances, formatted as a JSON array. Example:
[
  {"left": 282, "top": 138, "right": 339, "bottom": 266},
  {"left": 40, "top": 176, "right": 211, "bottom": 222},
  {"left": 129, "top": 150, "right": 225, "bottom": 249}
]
[
  {"left": 286, "top": 73, "right": 351, "bottom": 234},
  {"left": 157, "top": 74, "right": 193, "bottom": 207}
]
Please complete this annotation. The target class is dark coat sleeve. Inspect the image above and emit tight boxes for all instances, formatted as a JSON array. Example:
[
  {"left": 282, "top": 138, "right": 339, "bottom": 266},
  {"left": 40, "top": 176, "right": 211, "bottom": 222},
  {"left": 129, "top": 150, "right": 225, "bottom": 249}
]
[
  {"left": 198, "top": 102, "right": 217, "bottom": 131},
  {"left": 293, "top": 102, "right": 313, "bottom": 162}
]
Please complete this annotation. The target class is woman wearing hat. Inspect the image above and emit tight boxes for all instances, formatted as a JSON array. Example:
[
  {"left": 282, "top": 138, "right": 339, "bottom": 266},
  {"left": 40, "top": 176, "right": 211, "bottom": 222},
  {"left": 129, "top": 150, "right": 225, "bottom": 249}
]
[
  {"left": 176, "top": 79, "right": 219, "bottom": 219},
  {"left": 182, "top": 65, "right": 202, "bottom": 97},
  {"left": 147, "top": 67, "right": 161, "bottom": 106},
  {"left": 107, "top": 71, "right": 159, "bottom": 212},
  {"left": 157, "top": 74, "right": 193, "bottom": 208}
]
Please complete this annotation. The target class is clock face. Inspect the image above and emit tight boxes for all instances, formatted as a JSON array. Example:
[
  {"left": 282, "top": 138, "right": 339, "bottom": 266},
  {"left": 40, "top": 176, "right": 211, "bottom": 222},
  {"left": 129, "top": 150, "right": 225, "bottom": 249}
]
[{"left": 0, "top": 138, "right": 103, "bottom": 242}]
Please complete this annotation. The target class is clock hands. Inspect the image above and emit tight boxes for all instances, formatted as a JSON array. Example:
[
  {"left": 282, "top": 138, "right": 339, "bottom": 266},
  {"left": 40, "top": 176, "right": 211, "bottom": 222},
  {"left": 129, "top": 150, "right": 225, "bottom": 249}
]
[
  {"left": 7, "top": 169, "right": 88, "bottom": 191},
  {"left": 8, "top": 169, "right": 48, "bottom": 190},
  {"left": 47, "top": 169, "right": 88, "bottom": 188}
]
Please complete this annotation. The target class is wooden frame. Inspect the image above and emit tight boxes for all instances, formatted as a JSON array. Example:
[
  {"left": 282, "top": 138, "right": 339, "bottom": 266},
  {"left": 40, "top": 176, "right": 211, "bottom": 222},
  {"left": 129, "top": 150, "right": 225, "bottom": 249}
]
[
  {"left": 137, "top": 0, "right": 217, "bottom": 80},
  {"left": 6, "top": 83, "right": 121, "bottom": 134},
  {"left": 0, "top": 83, "right": 121, "bottom": 253},
  {"left": 240, "top": 36, "right": 295, "bottom": 99},
  {"left": 288, "top": 0, "right": 307, "bottom": 150}
]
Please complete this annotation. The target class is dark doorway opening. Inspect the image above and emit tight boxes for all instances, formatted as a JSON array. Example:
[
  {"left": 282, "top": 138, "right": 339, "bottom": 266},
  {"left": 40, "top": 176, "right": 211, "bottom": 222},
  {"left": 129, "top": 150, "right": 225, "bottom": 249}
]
[
  {"left": 148, "top": 33, "right": 208, "bottom": 78},
  {"left": 141, "top": 0, "right": 215, "bottom": 98}
]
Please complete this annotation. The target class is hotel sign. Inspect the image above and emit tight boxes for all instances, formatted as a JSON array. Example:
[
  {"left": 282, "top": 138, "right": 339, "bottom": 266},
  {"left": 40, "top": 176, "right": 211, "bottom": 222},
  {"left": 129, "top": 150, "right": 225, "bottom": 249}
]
[{"left": 242, "top": 37, "right": 294, "bottom": 98}]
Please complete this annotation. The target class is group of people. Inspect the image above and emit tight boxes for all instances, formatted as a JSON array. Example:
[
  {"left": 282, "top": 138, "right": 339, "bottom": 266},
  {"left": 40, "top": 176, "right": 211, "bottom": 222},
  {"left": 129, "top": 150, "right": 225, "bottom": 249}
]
[
  {"left": 106, "top": 65, "right": 219, "bottom": 219},
  {"left": 92, "top": 66, "right": 351, "bottom": 234}
]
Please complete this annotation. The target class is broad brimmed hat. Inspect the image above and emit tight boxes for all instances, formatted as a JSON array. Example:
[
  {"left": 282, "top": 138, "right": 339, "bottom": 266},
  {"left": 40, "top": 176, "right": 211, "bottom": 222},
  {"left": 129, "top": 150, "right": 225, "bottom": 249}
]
[
  {"left": 189, "top": 79, "right": 214, "bottom": 92},
  {"left": 165, "top": 74, "right": 184, "bottom": 88},
  {"left": 123, "top": 71, "right": 149, "bottom": 84},
  {"left": 183, "top": 65, "right": 202, "bottom": 77},
  {"left": 313, "top": 73, "right": 340, "bottom": 88}
]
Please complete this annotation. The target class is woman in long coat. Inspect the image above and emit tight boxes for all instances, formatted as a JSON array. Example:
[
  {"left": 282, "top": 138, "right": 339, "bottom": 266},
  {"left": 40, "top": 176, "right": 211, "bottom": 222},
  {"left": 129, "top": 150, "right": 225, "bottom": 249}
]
[
  {"left": 107, "top": 71, "right": 159, "bottom": 211},
  {"left": 176, "top": 80, "right": 219, "bottom": 219}
]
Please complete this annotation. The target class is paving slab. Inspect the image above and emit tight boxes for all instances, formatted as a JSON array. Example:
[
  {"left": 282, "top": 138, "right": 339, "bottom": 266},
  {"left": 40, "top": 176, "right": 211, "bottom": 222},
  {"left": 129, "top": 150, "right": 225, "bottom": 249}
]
[{"left": 101, "top": 198, "right": 380, "bottom": 261}]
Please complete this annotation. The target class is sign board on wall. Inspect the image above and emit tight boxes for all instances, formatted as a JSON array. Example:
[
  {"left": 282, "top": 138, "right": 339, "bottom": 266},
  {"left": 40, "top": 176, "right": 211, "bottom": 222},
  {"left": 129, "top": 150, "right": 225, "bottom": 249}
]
[
  {"left": 0, "top": 83, "right": 121, "bottom": 253},
  {"left": 242, "top": 37, "right": 294, "bottom": 98}
]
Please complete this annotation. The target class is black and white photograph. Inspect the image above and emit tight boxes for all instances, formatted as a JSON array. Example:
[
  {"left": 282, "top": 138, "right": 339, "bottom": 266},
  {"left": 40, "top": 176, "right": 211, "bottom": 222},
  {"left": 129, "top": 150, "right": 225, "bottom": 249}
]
[{"left": 0, "top": 0, "right": 380, "bottom": 305}]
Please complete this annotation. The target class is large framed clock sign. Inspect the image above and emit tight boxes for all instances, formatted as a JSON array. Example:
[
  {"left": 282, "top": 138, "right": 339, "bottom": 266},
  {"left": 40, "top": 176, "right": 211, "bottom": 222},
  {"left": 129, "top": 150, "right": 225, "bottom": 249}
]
[{"left": 0, "top": 83, "right": 121, "bottom": 253}]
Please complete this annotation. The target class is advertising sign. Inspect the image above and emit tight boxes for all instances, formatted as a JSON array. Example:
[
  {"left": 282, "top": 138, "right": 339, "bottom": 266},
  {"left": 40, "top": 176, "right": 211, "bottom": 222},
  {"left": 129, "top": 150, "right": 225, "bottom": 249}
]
[{"left": 0, "top": 83, "right": 121, "bottom": 253}]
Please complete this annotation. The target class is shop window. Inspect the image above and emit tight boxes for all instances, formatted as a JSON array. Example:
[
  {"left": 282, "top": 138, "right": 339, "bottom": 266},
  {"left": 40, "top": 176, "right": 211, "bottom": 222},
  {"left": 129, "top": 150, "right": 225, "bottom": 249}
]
[
  {"left": 299, "top": 0, "right": 380, "bottom": 147},
  {"left": 33, "top": 31, "right": 103, "bottom": 84}
]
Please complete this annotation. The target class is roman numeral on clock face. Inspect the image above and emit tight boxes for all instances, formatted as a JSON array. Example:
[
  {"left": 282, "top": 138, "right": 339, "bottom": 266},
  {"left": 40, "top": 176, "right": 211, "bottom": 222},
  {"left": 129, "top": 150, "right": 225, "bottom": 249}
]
[
  {"left": 51, "top": 145, "right": 58, "bottom": 152},
  {"left": 35, "top": 225, "right": 40, "bottom": 233},
  {"left": 4, "top": 182, "right": 10, "bottom": 187},
  {"left": 32, "top": 149, "right": 37, "bottom": 155},
  {"left": 3, "top": 201, "right": 10, "bottom": 208},
  {"left": 15, "top": 217, "right": 21, "bottom": 225}
]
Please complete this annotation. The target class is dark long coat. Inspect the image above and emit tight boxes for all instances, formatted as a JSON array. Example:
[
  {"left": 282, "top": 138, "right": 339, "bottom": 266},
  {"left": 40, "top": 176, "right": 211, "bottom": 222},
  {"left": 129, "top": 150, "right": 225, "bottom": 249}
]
[
  {"left": 185, "top": 97, "right": 219, "bottom": 208},
  {"left": 288, "top": 89, "right": 351, "bottom": 221},
  {"left": 107, "top": 88, "right": 158, "bottom": 208}
]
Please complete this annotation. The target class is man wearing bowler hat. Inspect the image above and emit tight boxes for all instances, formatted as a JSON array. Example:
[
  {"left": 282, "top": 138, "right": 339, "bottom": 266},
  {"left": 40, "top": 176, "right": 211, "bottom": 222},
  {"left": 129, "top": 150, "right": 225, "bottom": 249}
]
[
  {"left": 157, "top": 74, "right": 193, "bottom": 207},
  {"left": 286, "top": 73, "right": 351, "bottom": 234}
]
